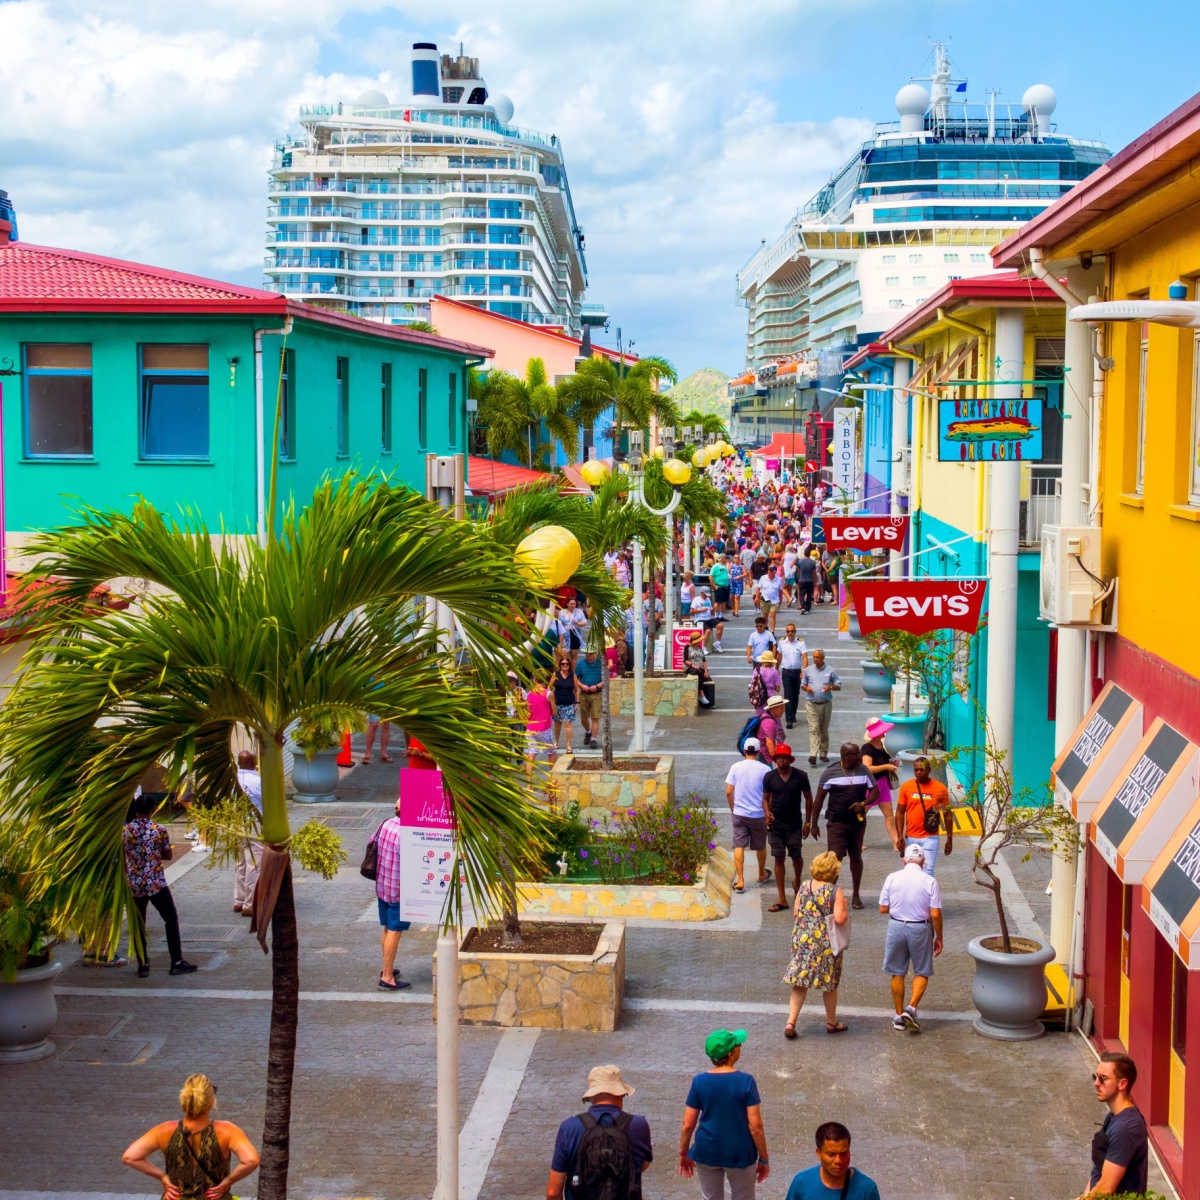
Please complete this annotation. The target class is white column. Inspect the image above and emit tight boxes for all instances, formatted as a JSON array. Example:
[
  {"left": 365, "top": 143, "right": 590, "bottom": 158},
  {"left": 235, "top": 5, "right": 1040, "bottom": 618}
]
[
  {"left": 663, "top": 514, "right": 674, "bottom": 666},
  {"left": 890, "top": 359, "right": 912, "bottom": 580},
  {"left": 433, "top": 932, "right": 459, "bottom": 1200},
  {"left": 986, "top": 310, "right": 1024, "bottom": 774},
  {"left": 683, "top": 519, "right": 692, "bottom": 587},
  {"left": 632, "top": 536, "right": 645, "bottom": 752}
]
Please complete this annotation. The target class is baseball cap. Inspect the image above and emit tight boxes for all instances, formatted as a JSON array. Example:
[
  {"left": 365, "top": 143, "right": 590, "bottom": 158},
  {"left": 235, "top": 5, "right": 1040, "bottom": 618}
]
[
  {"left": 705, "top": 1028, "right": 748, "bottom": 1062},
  {"left": 743, "top": 737, "right": 760, "bottom": 753},
  {"left": 772, "top": 742, "right": 794, "bottom": 761},
  {"left": 904, "top": 843, "right": 926, "bottom": 864}
]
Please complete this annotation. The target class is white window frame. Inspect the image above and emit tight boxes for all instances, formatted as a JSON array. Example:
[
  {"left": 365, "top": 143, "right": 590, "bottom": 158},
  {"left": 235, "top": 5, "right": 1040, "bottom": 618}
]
[
  {"left": 1190, "top": 330, "right": 1200, "bottom": 505},
  {"left": 1135, "top": 322, "right": 1148, "bottom": 494}
]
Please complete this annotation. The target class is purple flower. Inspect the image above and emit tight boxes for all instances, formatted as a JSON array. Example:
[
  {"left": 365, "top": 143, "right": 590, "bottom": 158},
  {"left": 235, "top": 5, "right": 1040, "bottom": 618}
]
[
  {"left": 579, "top": 849, "right": 588, "bottom": 859},
  {"left": 707, "top": 842, "right": 717, "bottom": 850}
]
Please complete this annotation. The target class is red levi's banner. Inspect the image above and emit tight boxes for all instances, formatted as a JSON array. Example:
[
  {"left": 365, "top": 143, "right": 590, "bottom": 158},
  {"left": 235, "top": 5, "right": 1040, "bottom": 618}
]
[
  {"left": 848, "top": 577, "right": 988, "bottom": 634},
  {"left": 823, "top": 515, "right": 910, "bottom": 553}
]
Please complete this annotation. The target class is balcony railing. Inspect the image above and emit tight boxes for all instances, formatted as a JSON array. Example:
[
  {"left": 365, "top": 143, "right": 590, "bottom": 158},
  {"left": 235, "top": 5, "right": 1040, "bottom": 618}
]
[{"left": 1019, "top": 466, "right": 1061, "bottom": 546}]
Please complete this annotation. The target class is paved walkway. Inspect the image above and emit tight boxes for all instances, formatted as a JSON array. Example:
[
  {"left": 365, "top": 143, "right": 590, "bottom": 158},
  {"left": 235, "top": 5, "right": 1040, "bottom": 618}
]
[{"left": 0, "top": 601, "right": 1175, "bottom": 1199}]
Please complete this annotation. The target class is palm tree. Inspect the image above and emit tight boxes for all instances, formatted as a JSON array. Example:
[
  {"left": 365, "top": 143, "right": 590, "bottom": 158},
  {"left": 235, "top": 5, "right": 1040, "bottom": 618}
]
[
  {"left": 0, "top": 475, "right": 544, "bottom": 1200},
  {"left": 474, "top": 357, "right": 579, "bottom": 468},
  {"left": 681, "top": 408, "right": 729, "bottom": 441},
  {"left": 561, "top": 354, "right": 680, "bottom": 456}
]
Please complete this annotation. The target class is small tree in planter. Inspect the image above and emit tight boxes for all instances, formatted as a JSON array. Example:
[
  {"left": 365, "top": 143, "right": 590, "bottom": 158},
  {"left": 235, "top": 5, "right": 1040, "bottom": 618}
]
[{"left": 867, "top": 629, "right": 968, "bottom": 753}]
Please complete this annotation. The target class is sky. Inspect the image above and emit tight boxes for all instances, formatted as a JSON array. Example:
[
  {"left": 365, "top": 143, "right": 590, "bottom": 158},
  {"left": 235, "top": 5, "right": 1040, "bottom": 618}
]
[{"left": 2, "top": 0, "right": 1197, "bottom": 378}]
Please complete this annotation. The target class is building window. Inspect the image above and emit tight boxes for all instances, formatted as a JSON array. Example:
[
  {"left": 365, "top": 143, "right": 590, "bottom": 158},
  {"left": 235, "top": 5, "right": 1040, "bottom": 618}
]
[
  {"left": 336, "top": 356, "right": 349, "bottom": 457},
  {"left": 885, "top": 275, "right": 900, "bottom": 287},
  {"left": 943, "top": 252, "right": 960, "bottom": 263},
  {"left": 381, "top": 363, "right": 393, "bottom": 453},
  {"left": 278, "top": 349, "right": 296, "bottom": 460},
  {"left": 912, "top": 275, "right": 927, "bottom": 287},
  {"left": 418, "top": 367, "right": 428, "bottom": 448},
  {"left": 881, "top": 253, "right": 897, "bottom": 264},
  {"left": 448, "top": 371, "right": 457, "bottom": 446},
  {"left": 970, "top": 252, "right": 988, "bottom": 263},
  {"left": 23, "top": 343, "right": 93, "bottom": 457},
  {"left": 140, "top": 344, "right": 209, "bottom": 459},
  {"left": 907, "top": 252, "right": 923, "bottom": 264},
  {"left": 888, "top": 299, "right": 904, "bottom": 309},
  {"left": 1135, "top": 322, "right": 1148, "bottom": 494},
  {"left": 1190, "top": 332, "right": 1200, "bottom": 505}
]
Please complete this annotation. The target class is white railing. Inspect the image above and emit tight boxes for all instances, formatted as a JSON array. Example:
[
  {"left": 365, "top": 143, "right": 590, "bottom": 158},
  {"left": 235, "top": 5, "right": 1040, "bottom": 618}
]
[{"left": 1019, "top": 466, "right": 1061, "bottom": 546}]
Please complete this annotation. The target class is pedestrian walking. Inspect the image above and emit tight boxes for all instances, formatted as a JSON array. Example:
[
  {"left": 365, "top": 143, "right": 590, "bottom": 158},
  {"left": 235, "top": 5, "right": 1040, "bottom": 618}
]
[
  {"left": 711, "top": 555, "right": 732, "bottom": 620},
  {"left": 784, "top": 1122, "right": 880, "bottom": 1200},
  {"left": 763, "top": 743, "right": 812, "bottom": 912},
  {"left": 781, "top": 851, "right": 849, "bottom": 1038},
  {"left": 575, "top": 648, "right": 604, "bottom": 749},
  {"left": 547, "top": 1064, "right": 653, "bottom": 1200},
  {"left": 371, "top": 796, "right": 411, "bottom": 990},
  {"left": 745, "top": 616, "right": 776, "bottom": 668},
  {"left": 121, "top": 1073, "right": 259, "bottom": 1200},
  {"left": 879, "top": 843, "right": 943, "bottom": 1032},
  {"left": 232, "top": 750, "right": 263, "bottom": 916},
  {"left": 725, "top": 739, "right": 772, "bottom": 894},
  {"left": 728, "top": 557, "right": 746, "bottom": 617},
  {"left": 524, "top": 675, "right": 557, "bottom": 777},
  {"left": 678, "top": 1029, "right": 769, "bottom": 1200},
  {"left": 123, "top": 793, "right": 197, "bottom": 979},
  {"left": 811, "top": 743, "right": 874, "bottom": 910},
  {"left": 859, "top": 719, "right": 902, "bottom": 852},
  {"left": 777, "top": 624, "right": 808, "bottom": 729},
  {"left": 894, "top": 757, "right": 953, "bottom": 874},
  {"left": 552, "top": 653, "right": 578, "bottom": 755},
  {"left": 1082, "top": 1053, "right": 1148, "bottom": 1198},
  {"left": 757, "top": 695, "right": 788, "bottom": 762},
  {"left": 793, "top": 550, "right": 817, "bottom": 613},
  {"left": 800, "top": 649, "right": 841, "bottom": 765},
  {"left": 752, "top": 563, "right": 784, "bottom": 633},
  {"left": 361, "top": 713, "right": 393, "bottom": 764},
  {"left": 749, "top": 653, "right": 782, "bottom": 716}
]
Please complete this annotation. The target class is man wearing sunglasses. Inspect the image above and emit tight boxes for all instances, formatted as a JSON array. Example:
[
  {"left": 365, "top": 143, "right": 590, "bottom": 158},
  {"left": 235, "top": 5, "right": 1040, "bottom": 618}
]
[{"left": 1081, "top": 1053, "right": 1147, "bottom": 1198}]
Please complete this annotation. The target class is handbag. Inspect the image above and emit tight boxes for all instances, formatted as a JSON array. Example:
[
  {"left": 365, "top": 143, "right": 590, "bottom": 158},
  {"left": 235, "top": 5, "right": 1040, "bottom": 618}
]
[
  {"left": 824, "top": 885, "right": 851, "bottom": 954},
  {"left": 916, "top": 790, "right": 942, "bottom": 834},
  {"left": 359, "top": 821, "right": 386, "bottom": 881}
]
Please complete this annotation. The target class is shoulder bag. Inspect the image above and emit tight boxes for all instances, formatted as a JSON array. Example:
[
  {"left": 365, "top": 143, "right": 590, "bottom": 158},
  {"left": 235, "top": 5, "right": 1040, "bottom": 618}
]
[
  {"left": 359, "top": 821, "right": 386, "bottom": 881},
  {"left": 826, "top": 886, "right": 851, "bottom": 955}
]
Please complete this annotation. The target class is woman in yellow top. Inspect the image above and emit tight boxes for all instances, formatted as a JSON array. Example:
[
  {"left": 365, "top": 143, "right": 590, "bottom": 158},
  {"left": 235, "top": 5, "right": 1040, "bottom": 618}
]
[{"left": 122, "top": 1073, "right": 259, "bottom": 1200}]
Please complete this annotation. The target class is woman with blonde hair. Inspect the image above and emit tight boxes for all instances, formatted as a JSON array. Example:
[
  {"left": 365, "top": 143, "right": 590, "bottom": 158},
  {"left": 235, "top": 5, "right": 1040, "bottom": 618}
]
[
  {"left": 781, "top": 851, "right": 849, "bottom": 1038},
  {"left": 122, "top": 1073, "right": 259, "bottom": 1200}
]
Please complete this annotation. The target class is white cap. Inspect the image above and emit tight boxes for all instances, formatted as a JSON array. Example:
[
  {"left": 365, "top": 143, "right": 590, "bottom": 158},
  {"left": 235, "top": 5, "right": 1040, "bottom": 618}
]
[
  {"left": 743, "top": 737, "right": 760, "bottom": 752},
  {"left": 904, "top": 843, "right": 926, "bottom": 864}
]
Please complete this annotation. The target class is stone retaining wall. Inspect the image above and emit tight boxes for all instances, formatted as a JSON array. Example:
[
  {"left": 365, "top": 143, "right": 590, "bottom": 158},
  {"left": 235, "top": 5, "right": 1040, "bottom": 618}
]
[
  {"left": 439, "top": 920, "right": 625, "bottom": 1030},
  {"left": 609, "top": 673, "right": 697, "bottom": 717},
  {"left": 550, "top": 754, "right": 674, "bottom": 821},
  {"left": 517, "top": 847, "right": 734, "bottom": 921}
]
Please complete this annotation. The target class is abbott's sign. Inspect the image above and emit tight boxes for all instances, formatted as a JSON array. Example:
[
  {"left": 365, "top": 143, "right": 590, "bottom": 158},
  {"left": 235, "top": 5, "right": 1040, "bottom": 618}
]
[
  {"left": 823, "top": 516, "right": 909, "bottom": 552},
  {"left": 848, "top": 578, "right": 988, "bottom": 634},
  {"left": 832, "top": 407, "right": 861, "bottom": 503}
]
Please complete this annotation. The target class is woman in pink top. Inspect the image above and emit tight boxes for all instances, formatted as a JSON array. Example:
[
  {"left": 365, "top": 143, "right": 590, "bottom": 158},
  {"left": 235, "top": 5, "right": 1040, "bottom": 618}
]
[{"left": 524, "top": 678, "right": 556, "bottom": 778}]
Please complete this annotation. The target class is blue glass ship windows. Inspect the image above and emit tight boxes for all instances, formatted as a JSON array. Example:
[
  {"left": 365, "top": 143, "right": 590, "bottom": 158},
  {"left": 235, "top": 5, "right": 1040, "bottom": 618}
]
[
  {"left": 24, "top": 343, "right": 93, "bottom": 457},
  {"left": 139, "top": 344, "right": 209, "bottom": 459}
]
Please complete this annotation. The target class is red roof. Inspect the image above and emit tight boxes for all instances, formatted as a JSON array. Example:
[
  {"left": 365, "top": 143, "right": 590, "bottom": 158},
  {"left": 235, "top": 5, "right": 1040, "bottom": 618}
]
[
  {"left": 750, "top": 433, "right": 805, "bottom": 458},
  {"left": 466, "top": 456, "right": 552, "bottom": 497},
  {"left": 0, "top": 242, "right": 493, "bottom": 359},
  {"left": 0, "top": 573, "right": 128, "bottom": 645}
]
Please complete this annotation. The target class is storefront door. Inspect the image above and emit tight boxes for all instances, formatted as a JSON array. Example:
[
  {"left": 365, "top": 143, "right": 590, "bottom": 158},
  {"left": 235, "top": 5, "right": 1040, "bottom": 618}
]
[{"left": 1120, "top": 884, "right": 1133, "bottom": 1048}]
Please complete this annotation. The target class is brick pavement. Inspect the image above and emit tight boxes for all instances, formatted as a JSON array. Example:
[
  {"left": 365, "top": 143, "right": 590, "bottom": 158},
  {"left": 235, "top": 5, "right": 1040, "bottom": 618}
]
[{"left": 0, "top": 601, "right": 1175, "bottom": 1199}]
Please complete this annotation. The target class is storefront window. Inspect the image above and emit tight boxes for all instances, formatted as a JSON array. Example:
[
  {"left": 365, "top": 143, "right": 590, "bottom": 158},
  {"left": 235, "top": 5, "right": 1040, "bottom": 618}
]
[{"left": 1172, "top": 954, "right": 1188, "bottom": 1064}]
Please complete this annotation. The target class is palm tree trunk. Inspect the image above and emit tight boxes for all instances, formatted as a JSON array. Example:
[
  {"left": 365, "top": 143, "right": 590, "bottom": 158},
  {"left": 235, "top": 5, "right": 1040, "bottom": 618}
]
[
  {"left": 498, "top": 854, "right": 522, "bottom": 948},
  {"left": 258, "top": 858, "right": 299, "bottom": 1200}
]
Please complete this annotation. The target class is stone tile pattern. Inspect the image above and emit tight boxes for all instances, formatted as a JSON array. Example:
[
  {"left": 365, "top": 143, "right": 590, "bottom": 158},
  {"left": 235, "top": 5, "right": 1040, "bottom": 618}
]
[
  {"left": 517, "top": 848, "right": 733, "bottom": 922},
  {"left": 610, "top": 673, "right": 697, "bottom": 717},
  {"left": 440, "top": 920, "right": 625, "bottom": 1031},
  {"left": 550, "top": 754, "right": 675, "bottom": 822}
]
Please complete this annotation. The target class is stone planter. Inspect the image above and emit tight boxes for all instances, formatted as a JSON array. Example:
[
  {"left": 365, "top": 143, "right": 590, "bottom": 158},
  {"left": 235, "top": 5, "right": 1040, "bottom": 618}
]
[
  {"left": 440, "top": 919, "right": 625, "bottom": 1030},
  {"left": 0, "top": 958, "right": 62, "bottom": 1063},
  {"left": 860, "top": 660, "right": 894, "bottom": 702},
  {"left": 518, "top": 848, "right": 734, "bottom": 922},
  {"left": 895, "top": 749, "right": 950, "bottom": 786},
  {"left": 550, "top": 754, "right": 675, "bottom": 821},
  {"left": 967, "top": 935, "right": 1056, "bottom": 1041},
  {"left": 848, "top": 610, "right": 863, "bottom": 640},
  {"left": 882, "top": 713, "right": 927, "bottom": 754},
  {"left": 609, "top": 674, "right": 696, "bottom": 717},
  {"left": 290, "top": 747, "right": 340, "bottom": 803}
]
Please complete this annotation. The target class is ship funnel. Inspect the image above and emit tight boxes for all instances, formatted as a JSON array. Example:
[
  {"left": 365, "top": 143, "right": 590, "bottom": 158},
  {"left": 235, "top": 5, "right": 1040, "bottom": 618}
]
[{"left": 411, "top": 42, "right": 441, "bottom": 100}]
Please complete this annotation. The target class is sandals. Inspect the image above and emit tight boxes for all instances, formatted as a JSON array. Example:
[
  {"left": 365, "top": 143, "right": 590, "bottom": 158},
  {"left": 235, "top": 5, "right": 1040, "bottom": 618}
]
[
  {"left": 768, "top": 902, "right": 789, "bottom": 912},
  {"left": 379, "top": 754, "right": 394, "bottom": 763},
  {"left": 825, "top": 1021, "right": 848, "bottom": 1034},
  {"left": 758, "top": 869, "right": 773, "bottom": 886},
  {"left": 378, "top": 975, "right": 411, "bottom": 991},
  {"left": 359, "top": 756, "right": 372, "bottom": 765},
  {"left": 732, "top": 882, "right": 745, "bottom": 893},
  {"left": 784, "top": 1023, "right": 797, "bottom": 1040}
]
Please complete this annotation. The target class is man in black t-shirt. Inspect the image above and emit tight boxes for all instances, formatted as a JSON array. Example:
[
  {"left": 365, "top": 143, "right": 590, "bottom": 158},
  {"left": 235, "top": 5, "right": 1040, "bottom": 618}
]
[
  {"left": 762, "top": 743, "right": 812, "bottom": 914},
  {"left": 1085, "top": 1052, "right": 1148, "bottom": 1197},
  {"left": 812, "top": 743, "right": 875, "bottom": 910}
]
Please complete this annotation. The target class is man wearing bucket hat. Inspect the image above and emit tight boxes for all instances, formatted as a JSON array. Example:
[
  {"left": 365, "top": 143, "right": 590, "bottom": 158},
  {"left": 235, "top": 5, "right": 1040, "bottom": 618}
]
[
  {"left": 547, "top": 1064, "right": 653, "bottom": 1200},
  {"left": 859, "top": 718, "right": 902, "bottom": 851}
]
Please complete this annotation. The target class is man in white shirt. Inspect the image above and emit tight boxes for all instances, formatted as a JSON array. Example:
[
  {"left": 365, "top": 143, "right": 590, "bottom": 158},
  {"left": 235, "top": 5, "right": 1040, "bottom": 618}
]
[
  {"left": 745, "top": 616, "right": 776, "bottom": 665},
  {"left": 753, "top": 564, "right": 785, "bottom": 634},
  {"left": 776, "top": 624, "right": 809, "bottom": 729},
  {"left": 878, "top": 844, "right": 944, "bottom": 1033},
  {"left": 724, "top": 738, "right": 772, "bottom": 893},
  {"left": 233, "top": 750, "right": 264, "bottom": 916}
]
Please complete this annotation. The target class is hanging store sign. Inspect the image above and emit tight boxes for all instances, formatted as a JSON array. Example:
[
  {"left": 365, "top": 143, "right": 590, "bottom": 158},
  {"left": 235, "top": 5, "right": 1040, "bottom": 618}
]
[
  {"left": 1146, "top": 797, "right": 1200, "bottom": 968},
  {"left": 847, "top": 577, "right": 987, "bottom": 634},
  {"left": 832, "top": 408, "right": 861, "bottom": 503},
  {"left": 823, "top": 515, "right": 910, "bottom": 553},
  {"left": 937, "top": 397, "right": 1044, "bottom": 462},
  {"left": 1051, "top": 683, "right": 1143, "bottom": 821},
  {"left": 1090, "top": 720, "right": 1200, "bottom": 883}
]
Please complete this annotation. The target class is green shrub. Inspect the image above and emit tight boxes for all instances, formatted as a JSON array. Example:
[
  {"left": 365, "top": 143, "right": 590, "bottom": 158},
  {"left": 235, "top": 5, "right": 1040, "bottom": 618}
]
[{"left": 589, "top": 795, "right": 719, "bottom": 886}]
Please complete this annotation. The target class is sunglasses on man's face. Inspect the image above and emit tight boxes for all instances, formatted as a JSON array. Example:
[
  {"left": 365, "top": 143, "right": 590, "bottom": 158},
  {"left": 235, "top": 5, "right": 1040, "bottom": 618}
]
[{"left": 1091, "top": 1073, "right": 1111, "bottom": 1083}]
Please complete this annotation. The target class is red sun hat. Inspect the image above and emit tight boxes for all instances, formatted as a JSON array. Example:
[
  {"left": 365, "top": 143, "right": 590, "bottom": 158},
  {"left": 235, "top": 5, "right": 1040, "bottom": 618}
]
[{"left": 772, "top": 743, "right": 795, "bottom": 761}]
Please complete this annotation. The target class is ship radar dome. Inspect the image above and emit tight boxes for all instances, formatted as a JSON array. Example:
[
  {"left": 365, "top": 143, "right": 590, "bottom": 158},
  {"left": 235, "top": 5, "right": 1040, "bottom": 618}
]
[
  {"left": 355, "top": 89, "right": 389, "bottom": 108},
  {"left": 1022, "top": 83, "right": 1057, "bottom": 117},
  {"left": 895, "top": 83, "right": 929, "bottom": 115},
  {"left": 491, "top": 93, "right": 515, "bottom": 125}
]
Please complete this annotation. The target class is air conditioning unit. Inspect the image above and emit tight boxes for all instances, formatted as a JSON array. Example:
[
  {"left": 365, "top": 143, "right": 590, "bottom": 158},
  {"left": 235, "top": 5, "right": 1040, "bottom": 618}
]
[{"left": 1040, "top": 525, "right": 1104, "bottom": 625}]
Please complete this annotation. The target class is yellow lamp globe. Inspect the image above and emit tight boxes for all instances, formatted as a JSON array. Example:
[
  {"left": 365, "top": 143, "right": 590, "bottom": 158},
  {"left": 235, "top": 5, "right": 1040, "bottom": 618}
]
[
  {"left": 692, "top": 448, "right": 710, "bottom": 469},
  {"left": 515, "top": 525, "right": 581, "bottom": 589},
  {"left": 652, "top": 444, "right": 665, "bottom": 459},
  {"left": 663, "top": 457, "right": 692, "bottom": 486},
  {"left": 580, "top": 459, "right": 610, "bottom": 487}
]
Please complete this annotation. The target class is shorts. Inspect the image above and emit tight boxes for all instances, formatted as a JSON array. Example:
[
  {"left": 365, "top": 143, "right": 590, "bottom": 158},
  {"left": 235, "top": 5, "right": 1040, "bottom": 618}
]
[
  {"left": 554, "top": 703, "right": 577, "bottom": 722},
  {"left": 826, "top": 819, "right": 865, "bottom": 862},
  {"left": 567, "top": 630, "right": 582, "bottom": 651},
  {"left": 377, "top": 899, "right": 412, "bottom": 933},
  {"left": 681, "top": 602, "right": 692, "bottom": 616},
  {"left": 759, "top": 600, "right": 780, "bottom": 616},
  {"left": 732, "top": 814, "right": 767, "bottom": 850},
  {"left": 702, "top": 617, "right": 721, "bottom": 630},
  {"left": 883, "top": 918, "right": 934, "bottom": 977},
  {"left": 713, "top": 586, "right": 730, "bottom": 604},
  {"left": 768, "top": 825, "right": 805, "bottom": 859},
  {"left": 579, "top": 692, "right": 602, "bottom": 722},
  {"left": 525, "top": 727, "right": 555, "bottom": 757}
]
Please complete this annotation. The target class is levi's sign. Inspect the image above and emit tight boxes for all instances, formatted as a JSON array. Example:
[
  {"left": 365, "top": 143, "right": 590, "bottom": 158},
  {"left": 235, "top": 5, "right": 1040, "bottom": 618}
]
[
  {"left": 823, "top": 516, "right": 910, "bottom": 552},
  {"left": 848, "top": 578, "right": 988, "bottom": 634}
]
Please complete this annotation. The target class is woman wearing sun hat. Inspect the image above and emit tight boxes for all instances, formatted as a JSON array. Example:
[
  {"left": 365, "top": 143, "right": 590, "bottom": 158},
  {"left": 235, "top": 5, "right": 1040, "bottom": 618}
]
[
  {"left": 678, "top": 1029, "right": 769, "bottom": 1199},
  {"left": 860, "top": 718, "right": 901, "bottom": 850}
]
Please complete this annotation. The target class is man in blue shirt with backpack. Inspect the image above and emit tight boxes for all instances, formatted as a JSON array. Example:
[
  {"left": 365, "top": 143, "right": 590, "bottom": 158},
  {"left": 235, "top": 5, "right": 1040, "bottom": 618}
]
[{"left": 547, "top": 1065, "right": 653, "bottom": 1200}]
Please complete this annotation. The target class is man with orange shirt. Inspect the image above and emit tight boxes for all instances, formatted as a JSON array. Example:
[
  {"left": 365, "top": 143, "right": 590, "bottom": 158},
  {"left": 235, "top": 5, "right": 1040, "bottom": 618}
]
[{"left": 894, "top": 757, "right": 953, "bottom": 875}]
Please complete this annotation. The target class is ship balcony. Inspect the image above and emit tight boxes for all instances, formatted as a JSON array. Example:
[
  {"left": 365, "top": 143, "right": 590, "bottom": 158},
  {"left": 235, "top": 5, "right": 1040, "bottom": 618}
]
[
  {"left": 441, "top": 283, "right": 533, "bottom": 299},
  {"left": 1018, "top": 466, "right": 1061, "bottom": 547}
]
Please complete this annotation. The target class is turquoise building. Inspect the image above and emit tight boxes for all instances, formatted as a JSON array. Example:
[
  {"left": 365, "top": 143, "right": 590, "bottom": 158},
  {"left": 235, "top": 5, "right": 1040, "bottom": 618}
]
[{"left": 0, "top": 239, "right": 489, "bottom": 539}]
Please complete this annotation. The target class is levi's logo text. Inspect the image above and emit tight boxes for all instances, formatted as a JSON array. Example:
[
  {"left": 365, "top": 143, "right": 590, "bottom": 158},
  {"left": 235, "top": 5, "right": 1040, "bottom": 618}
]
[
  {"left": 823, "top": 516, "right": 910, "bottom": 552},
  {"left": 848, "top": 578, "right": 987, "bottom": 634}
]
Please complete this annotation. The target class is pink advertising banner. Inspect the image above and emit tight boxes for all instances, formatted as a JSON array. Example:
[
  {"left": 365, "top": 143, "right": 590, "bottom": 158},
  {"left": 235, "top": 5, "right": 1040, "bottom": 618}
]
[
  {"left": 398, "top": 768, "right": 460, "bottom": 924},
  {"left": 672, "top": 623, "right": 699, "bottom": 670}
]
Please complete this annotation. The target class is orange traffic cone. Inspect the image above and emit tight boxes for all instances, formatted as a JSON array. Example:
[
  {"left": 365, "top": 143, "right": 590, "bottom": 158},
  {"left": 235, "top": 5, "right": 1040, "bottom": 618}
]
[{"left": 337, "top": 729, "right": 353, "bottom": 767}]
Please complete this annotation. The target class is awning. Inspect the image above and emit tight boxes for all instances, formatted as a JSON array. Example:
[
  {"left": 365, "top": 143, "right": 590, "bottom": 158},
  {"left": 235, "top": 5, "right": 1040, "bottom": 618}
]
[
  {"left": 1052, "top": 683, "right": 1144, "bottom": 821},
  {"left": 1145, "top": 801, "right": 1200, "bottom": 968},
  {"left": 1090, "top": 718, "right": 1200, "bottom": 883}
]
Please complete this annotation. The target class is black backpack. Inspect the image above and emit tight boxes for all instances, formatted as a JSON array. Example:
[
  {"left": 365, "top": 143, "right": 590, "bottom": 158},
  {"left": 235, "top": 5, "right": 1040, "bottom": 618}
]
[{"left": 572, "top": 1111, "right": 638, "bottom": 1200}]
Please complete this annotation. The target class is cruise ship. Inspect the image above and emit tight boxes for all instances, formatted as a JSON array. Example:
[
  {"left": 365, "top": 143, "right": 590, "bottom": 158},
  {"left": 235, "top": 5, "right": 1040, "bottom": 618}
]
[
  {"left": 265, "top": 42, "right": 595, "bottom": 334},
  {"left": 733, "top": 45, "right": 1109, "bottom": 440}
]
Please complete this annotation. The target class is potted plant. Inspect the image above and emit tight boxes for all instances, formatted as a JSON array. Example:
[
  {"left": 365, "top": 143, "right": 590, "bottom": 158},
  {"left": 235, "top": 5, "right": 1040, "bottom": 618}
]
[
  {"left": 289, "top": 711, "right": 361, "bottom": 803},
  {"left": 961, "top": 735, "right": 1080, "bottom": 1040},
  {"left": 859, "top": 631, "right": 896, "bottom": 703},
  {"left": 0, "top": 826, "right": 64, "bottom": 1062}
]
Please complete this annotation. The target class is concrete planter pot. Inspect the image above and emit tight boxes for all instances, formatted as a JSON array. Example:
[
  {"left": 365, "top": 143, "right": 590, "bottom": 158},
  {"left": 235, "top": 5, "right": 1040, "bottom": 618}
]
[
  {"left": 860, "top": 660, "right": 894, "bottom": 702},
  {"left": 895, "top": 749, "right": 950, "bottom": 786},
  {"left": 882, "top": 714, "right": 927, "bottom": 755},
  {"left": 609, "top": 674, "right": 697, "bottom": 717},
  {"left": 0, "top": 958, "right": 62, "bottom": 1063},
  {"left": 967, "top": 935, "right": 1055, "bottom": 1041},
  {"left": 848, "top": 611, "right": 863, "bottom": 640},
  {"left": 291, "top": 747, "right": 340, "bottom": 803}
]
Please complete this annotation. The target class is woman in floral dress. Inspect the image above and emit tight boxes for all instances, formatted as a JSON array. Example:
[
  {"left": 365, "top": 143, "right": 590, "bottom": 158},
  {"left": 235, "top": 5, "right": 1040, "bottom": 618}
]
[{"left": 782, "top": 850, "right": 849, "bottom": 1037}]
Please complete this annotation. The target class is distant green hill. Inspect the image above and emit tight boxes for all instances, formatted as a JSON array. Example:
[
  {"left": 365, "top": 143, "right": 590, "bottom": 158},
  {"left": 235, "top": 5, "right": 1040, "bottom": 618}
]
[{"left": 667, "top": 368, "right": 730, "bottom": 422}]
